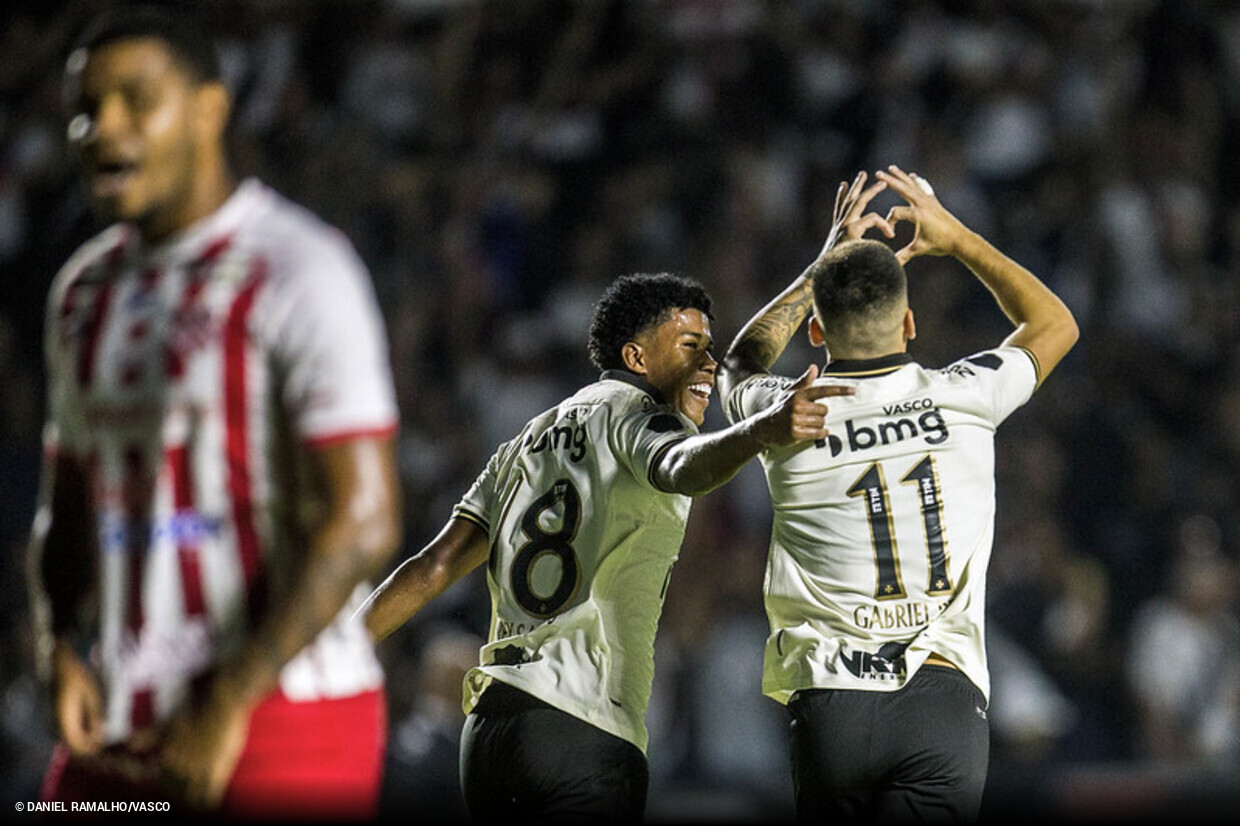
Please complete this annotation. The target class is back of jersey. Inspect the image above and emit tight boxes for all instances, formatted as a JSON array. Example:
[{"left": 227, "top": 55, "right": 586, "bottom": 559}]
[
  {"left": 727, "top": 349, "right": 1037, "bottom": 705},
  {"left": 453, "top": 374, "right": 695, "bottom": 752}
]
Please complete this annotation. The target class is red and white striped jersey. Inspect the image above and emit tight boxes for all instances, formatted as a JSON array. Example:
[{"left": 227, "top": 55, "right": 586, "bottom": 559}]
[{"left": 42, "top": 179, "right": 398, "bottom": 743}]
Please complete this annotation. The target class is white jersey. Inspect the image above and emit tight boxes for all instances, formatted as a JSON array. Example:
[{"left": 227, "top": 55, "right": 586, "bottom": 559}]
[
  {"left": 453, "top": 371, "right": 697, "bottom": 753},
  {"left": 42, "top": 179, "right": 398, "bottom": 743},
  {"left": 725, "top": 348, "right": 1038, "bottom": 705}
]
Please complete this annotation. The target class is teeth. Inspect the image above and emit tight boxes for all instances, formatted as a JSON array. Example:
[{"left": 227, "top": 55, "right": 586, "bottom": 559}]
[{"left": 689, "top": 383, "right": 712, "bottom": 396}]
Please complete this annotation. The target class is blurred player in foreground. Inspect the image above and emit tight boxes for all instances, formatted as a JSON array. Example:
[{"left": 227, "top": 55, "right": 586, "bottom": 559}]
[
  {"left": 28, "top": 5, "right": 402, "bottom": 817},
  {"left": 358, "top": 176, "right": 883, "bottom": 822},
  {"left": 720, "top": 166, "right": 1079, "bottom": 821}
]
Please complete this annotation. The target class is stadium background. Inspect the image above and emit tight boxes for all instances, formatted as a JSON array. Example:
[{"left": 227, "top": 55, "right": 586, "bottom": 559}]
[{"left": 1, "top": 0, "right": 1238, "bottom": 819}]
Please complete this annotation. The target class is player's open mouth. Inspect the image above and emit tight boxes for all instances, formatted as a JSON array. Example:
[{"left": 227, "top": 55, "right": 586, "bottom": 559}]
[
  {"left": 91, "top": 160, "right": 138, "bottom": 198},
  {"left": 688, "top": 382, "right": 712, "bottom": 401}
]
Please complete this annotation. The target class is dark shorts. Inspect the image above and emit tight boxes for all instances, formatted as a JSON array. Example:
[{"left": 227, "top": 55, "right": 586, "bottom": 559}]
[
  {"left": 788, "top": 665, "right": 990, "bottom": 822},
  {"left": 460, "top": 681, "right": 649, "bottom": 823}
]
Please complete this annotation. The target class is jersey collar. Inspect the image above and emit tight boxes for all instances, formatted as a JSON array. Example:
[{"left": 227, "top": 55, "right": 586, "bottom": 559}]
[
  {"left": 599, "top": 369, "right": 667, "bottom": 404},
  {"left": 822, "top": 352, "right": 914, "bottom": 378}
]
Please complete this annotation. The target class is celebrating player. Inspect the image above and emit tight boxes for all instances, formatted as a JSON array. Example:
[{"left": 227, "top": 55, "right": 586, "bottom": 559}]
[
  {"left": 358, "top": 253, "right": 867, "bottom": 820},
  {"left": 28, "top": 5, "right": 401, "bottom": 817},
  {"left": 719, "top": 166, "right": 1079, "bottom": 821}
]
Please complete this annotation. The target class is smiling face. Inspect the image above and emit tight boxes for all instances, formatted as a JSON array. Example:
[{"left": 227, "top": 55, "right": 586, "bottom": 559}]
[
  {"left": 65, "top": 37, "right": 229, "bottom": 241},
  {"left": 623, "top": 308, "right": 717, "bottom": 426}
]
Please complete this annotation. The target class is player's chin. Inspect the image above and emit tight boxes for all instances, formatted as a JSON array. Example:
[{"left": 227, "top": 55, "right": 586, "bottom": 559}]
[{"left": 680, "top": 392, "right": 710, "bottom": 426}]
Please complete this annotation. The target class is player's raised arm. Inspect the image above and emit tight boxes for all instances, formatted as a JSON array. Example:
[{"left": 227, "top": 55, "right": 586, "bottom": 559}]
[
  {"left": 719, "top": 172, "right": 891, "bottom": 402},
  {"left": 876, "top": 164, "right": 1079, "bottom": 384}
]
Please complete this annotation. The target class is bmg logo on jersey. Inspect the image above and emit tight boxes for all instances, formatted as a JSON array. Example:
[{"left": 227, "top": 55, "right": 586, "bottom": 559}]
[{"left": 821, "top": 404, "right": 949, "bottom": 457}]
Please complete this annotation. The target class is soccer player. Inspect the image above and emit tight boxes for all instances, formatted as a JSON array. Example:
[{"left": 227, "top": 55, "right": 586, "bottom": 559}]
[
  {"left": 28, "top": 6, "right": 401, "bottom": 818},
  {"left": 719, "top": 165, "right": 1079, "bottom": 821},
  {"left": 358, "top": 258, "right": 865, "bottom": 821}
]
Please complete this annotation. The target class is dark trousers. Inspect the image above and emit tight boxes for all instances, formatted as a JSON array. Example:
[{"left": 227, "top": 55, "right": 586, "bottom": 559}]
[
  {"left": 788, "top": 665, "right": 990, "bottom": 822},
  {"left": 460, "top": 681, "right": 649, "bottom": 823}
]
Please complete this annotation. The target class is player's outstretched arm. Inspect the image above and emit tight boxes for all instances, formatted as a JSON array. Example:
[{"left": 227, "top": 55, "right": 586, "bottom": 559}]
[
  {"left": 876, "top": 164, "right": 1079, "bottom": 384},
  {"left": 654, "top": 364, "right": 854, "bottom": 496},
  {"left": 719, "top": 171, "right": 891, "bottom": 401},
  {"left": 356, "top": 516, "right": 490, "bottom": 644}
]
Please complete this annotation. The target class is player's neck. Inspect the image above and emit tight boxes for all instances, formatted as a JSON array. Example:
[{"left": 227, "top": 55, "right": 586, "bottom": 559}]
[{"left": 138, "top": 166, "right": 238, "bottom": 245}]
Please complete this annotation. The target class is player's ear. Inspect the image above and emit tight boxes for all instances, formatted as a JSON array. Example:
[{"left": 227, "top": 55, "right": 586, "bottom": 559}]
[
  {"left": 196, "top": 81, "right": 231, "bottom": 142},
  {"left": 621, "top": 341, "right": 646, "bottom": 374},
  {"left": 808, "top": 316, "right": 825, "bottom": 347},
  {"left": 903, "top": 308, "right": 916, "bottom": 342}
]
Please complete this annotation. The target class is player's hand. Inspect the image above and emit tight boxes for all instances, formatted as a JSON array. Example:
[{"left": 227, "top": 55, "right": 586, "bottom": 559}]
[
  {"left": 819, "top": 171, "right": 894, "bottom": 255},
  {"left": 157, "top": 688, "right": 252, "bottom": 811},
  {"left": 751, "top": 364, "right": 854, "bottom": 447},
  {"left": 51, "top": 642, "right": 104, "bottom": 755},
  {"left": 876, "top": 165, "right": 971, "bottom": 265}
]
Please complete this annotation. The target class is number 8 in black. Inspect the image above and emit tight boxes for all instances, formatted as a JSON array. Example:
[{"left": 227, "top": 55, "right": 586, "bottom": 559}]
[{"left": 511, "top": 478, "right": 583, "bottom": 618}]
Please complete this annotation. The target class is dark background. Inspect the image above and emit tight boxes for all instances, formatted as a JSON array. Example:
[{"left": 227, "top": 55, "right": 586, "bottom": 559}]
[{"left": 2, "top": 0, "right": 1239, "bottom": 820}]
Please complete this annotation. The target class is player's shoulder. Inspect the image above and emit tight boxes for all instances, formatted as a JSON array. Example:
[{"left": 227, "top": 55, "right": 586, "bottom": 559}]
[
  {"left": 591, "top": 374, "right": 674, "bottom": 418},
  {"left": 49, "top": 224, "right": 130, "bottom": 298},
  {"left": 933, "top": 347, "right": 1035, "bottom": 384},
  {"left": 231, "top": 180, "right": 368, "bottom": 284}
]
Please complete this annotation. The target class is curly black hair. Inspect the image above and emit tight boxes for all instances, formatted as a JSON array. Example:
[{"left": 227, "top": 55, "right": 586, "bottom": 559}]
[{"left": 587, "top": 272, "right": 713, "bottom": 371}]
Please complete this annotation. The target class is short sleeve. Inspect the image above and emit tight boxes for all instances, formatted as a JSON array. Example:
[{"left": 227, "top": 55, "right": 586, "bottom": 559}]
[
  {"left": 944, "top": 346, "right": 1038, "bottom": 426},
  {"left": 724, "top": 372, "right": 795, "bottom": 425},
  {"left": 609, "top": 403, "right": 697, "bottom": 492},
  {"left": 452, "top": 447, "right": 504, "bottom": 534},
  {"left": 271, "top": 240, "right": 399, "bottom": 446}
]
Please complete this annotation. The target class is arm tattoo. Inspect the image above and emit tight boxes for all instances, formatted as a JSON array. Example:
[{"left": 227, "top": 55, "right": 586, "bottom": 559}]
[{"left": 727, "top": 276, "right": 815, "bottom": 372}]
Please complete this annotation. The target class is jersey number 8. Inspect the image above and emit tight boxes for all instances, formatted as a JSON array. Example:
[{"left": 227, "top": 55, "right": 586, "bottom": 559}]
[{"left": 511, "top": 478, "right": 583, "bottom": 618}]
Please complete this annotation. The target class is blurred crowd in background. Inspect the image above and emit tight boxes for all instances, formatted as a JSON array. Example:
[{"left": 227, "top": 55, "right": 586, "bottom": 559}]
[{"left": 2, "top": 0, "right": 1239, "bottom": 819}]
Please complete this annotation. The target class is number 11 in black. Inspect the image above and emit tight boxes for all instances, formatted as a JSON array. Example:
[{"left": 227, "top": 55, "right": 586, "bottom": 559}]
[{"left": 847, "top": 454, "right": 952, "bottom": 601}]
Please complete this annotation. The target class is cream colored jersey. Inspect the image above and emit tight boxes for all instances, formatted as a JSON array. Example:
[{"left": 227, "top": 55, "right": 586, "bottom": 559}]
[
  {"left": 725, "top": 348, "right": 1038, "bottom": 705},
  {"left": 453, "top": 371, "right": 697, "bottom": 752}
]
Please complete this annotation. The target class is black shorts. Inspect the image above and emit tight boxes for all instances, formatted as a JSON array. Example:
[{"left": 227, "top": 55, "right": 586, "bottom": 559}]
[
  {"left": 460, "top": 681, "right": 649, "bottom": 823},
  {"left": 787, "top": 664, "right": 990, "bottom": 822}
]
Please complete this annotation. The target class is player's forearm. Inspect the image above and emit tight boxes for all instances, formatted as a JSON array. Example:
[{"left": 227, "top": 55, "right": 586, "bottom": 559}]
[
  {"left": 211, "top": 503, "right": 401, "bottom": 711},
  {"left": 360, "top": 521, "right": 487, "bottom": 643},
  {"left": 655, "top": 424, "right": 766, "bottom": 497},
  {"left": 720, "top": 272, "right": 815, "bottom": 400},
  {"left": 29, "top": 458, "right": 99, "bottom": 679},
  {"left": 953, "top": 230, "right": 1075, "bottom": 339}
]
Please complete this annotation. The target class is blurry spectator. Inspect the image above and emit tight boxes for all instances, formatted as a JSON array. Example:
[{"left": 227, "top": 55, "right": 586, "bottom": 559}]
[
  {"left": 1125, "top": 513, "right": 1240, "bottom": 762},
  {"left": 380, "top": 624, "right": 483, "bottom": 819}
]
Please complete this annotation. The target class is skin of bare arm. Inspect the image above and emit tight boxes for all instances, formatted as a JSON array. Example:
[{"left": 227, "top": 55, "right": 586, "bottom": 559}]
[
  {"left": 719, "top": 172, "right": 893, "bottom": 402},
  {"left": 357, "top": 517, "right": 491, "bottom": 645},
  {"left": 156, "top": 435, "right": 402, "bottom": 809},
  {"left": 876, "top": 165, "right": 1079, "bottom": 384},
  {"left": 29, "top": 455, "right": 104, "bottom": 756},
  {"left": 652, "top": 364, "right": 854, "bottom": 496}
]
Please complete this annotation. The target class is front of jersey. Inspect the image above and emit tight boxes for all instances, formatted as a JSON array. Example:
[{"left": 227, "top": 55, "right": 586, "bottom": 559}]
[
  {"left": 726, "top": 349, "right": 1037, "bottom": 705},
  {"left": 453, "top": 371, "right": 696, "bottom": 753},
  {"left": 42, "top": 179, "right": 398, "bottom": 743}
]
